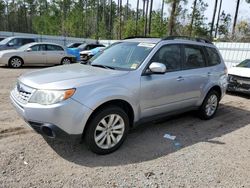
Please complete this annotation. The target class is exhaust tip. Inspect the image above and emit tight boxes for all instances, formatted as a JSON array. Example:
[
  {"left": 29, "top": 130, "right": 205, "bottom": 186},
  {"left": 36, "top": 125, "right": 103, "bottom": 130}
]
[{"left": 41, "top": 126, "right": 55, "bottom": 138}]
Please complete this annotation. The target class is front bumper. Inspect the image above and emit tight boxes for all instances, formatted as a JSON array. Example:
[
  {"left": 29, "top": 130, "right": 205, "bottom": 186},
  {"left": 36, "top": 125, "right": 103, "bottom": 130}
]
[
  {"left": 228, "top": 83, "right": 250, "bottom": 94},
  {"left": 227, "top": 75, "right": 250, "bottom": 94},
  {"left": 0, "top": 56, "right": 8, "bottom": 65},
  {"left": 10, "top": 90, "right": 93, "bottom": 140}
]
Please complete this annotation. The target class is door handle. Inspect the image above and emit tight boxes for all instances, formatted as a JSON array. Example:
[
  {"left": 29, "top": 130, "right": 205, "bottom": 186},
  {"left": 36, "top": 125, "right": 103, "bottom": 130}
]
[{"left": 176, "top": 76, "right": 184, "bottom": 81}]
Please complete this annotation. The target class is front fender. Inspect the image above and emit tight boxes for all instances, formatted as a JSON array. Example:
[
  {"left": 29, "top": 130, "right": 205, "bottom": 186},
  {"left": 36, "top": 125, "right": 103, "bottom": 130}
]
[{"left": 72, "top": 84, "right": 140, "bottom": 122}]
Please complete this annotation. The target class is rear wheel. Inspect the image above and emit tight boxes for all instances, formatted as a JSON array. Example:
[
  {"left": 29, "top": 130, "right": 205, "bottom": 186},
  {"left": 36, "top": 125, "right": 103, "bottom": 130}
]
[
  {"left": 9, "top": 57, "right": 23, "bottom": 68},
  {"left": 61, "top": 58, "right": 71, "bottom": 65},
  {"left": 199, "top": 90, "right": 219, "bottom": 120},
  {"left": 84, "top": 106, "right": 129, "bottom": 154}
]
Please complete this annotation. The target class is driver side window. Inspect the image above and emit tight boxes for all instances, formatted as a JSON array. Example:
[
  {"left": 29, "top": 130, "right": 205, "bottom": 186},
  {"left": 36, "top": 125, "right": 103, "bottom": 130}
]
[
  {"left": 31, "top": 45, "right": 40, "bottom": 51},
  {"left": 151, "top": 44, "right": 181, "bottom": 72}
]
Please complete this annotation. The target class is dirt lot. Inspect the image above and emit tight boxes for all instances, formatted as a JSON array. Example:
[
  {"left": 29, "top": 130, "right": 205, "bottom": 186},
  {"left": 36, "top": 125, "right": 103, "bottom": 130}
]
[{"left": 0, "top": 66, "right": 250, "bottom": 188}]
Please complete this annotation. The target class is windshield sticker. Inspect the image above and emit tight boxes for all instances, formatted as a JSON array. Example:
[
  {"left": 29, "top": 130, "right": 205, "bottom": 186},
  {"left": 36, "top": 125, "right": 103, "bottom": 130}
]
[
  {"left": 131, "top": 64, "right": 138, "bottom": 69},
  {"left": 137, "top": 43, "right": 155, "bottom": 48}
]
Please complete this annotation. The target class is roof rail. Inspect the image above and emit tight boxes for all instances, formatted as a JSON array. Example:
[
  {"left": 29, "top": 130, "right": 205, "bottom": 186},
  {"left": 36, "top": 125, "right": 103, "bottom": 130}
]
[
  {"left": 123, "top": 36, "right": 159, "bottom": 40},
  {"left": 162, "top": 36, "right": 213, "bottom": 44}
]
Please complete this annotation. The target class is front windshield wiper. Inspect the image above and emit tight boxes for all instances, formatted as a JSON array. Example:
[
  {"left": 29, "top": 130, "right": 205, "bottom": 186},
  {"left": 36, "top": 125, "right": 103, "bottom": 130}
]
[{"left": 91, "top": 64, "right": 115, "bottom": 70}]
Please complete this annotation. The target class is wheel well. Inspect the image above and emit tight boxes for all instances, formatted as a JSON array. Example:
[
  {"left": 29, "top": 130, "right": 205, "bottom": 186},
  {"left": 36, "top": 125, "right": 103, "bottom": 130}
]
[
  {"left": 8, "top": 56, "right": 24, "bottom": 65},
  {"left": 208, "top": 86, "right": 222, "bottom": 100},
  {"left": 82, "top": 99, "right": 134, "bottom": 137}
]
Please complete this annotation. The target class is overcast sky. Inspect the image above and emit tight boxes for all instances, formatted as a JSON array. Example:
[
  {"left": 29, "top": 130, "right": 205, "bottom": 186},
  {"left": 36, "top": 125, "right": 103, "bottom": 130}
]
[{"left": 127, "top": 0, "right": 250, "bottom": 23}]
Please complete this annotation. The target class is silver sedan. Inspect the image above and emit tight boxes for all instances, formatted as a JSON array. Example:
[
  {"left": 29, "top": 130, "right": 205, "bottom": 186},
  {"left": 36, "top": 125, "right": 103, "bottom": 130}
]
[{"left": 0, "top": 42, "right": 76, "bottom": 68}]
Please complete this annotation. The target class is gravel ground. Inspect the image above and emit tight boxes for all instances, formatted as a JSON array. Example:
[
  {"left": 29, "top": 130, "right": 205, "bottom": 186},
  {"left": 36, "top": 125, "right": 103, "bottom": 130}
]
[{"left": 0, "top": 66, "right": 250, "bottom": 188}]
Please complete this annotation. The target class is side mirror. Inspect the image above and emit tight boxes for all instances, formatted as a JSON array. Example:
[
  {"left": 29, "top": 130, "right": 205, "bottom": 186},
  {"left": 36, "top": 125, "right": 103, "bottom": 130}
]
[
  {"left": 8, "top": 42, "right": 14, "bottom": 47},
  {"left": 148, "top": 62, "right": 166, "bottom": 74},
  {"left": 26, "top": 48, "right": 32, "bottom": 52}
]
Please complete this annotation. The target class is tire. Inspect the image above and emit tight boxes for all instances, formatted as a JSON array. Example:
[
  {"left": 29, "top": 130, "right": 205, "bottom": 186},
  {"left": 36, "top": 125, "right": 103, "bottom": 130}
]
[
  {"left": 84, "top": 106, "right": 130, "bottom": 155},
  {"left": 199, "top": 90, "right": 220, "bottom": 120},
  {"left": 61, "top": 58, "right": 71, "bottom": 65},
  {"left": 9, "top": 57, "right": 23, "bottom": 68}
]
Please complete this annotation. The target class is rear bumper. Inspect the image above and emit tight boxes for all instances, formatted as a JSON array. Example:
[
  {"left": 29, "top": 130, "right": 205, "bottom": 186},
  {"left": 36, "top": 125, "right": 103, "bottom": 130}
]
[{"left": 10, "top": 90, "right": 93, "bottom": 140}]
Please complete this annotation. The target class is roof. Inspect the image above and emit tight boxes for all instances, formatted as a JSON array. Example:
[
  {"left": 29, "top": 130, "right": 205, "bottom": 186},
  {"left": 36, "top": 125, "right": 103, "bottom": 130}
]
[
  {"left": 26, "top": 42, "right": 64, "bottom": 47},
  {"left": 7, "top": 36, "right": 37, "bottom": 39},
  {"left": 123, "top": 36, "right": 214, "bottom": 46},
  {"left": 123, "top": 38, "right": 161, "bottom": 44}
]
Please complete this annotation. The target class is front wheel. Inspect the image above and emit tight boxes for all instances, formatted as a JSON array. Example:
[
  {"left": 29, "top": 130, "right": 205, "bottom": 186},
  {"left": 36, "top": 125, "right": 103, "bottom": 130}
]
[
  {"left": 84, "top": 106, "right": 129, "bottom": 154},
  {"left": 199, "top": 90, "right": 219, "bottom": 120},
  {"left": 9, "top": 57, "right": 23, "bottom": 68}
]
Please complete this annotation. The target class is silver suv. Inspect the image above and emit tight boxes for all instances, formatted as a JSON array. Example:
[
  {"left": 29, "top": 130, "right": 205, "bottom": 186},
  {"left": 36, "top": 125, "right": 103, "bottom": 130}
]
[{"left": 10, "top": 37, "right": 228, "bottom": 154}]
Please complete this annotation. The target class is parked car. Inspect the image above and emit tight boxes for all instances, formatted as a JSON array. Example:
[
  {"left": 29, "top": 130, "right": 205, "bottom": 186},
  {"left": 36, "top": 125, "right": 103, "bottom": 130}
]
[
  {"left": 0, "top": 42, "right": 75, "bottom": 68},
  {"left": 0, "top": 36, "right": 37, "bottom": 51},
  {"left": 77, "top": 43, "right": 105, "bottom": 52},
  {"left": 67, "top": 42, "right": 84, "bottom": 48},
  {"left": 80, "top": 46, "right": 106, "bottom": 62},
  {"left": 10, "top": 37, "right": 228, "bottom": 154},
  {"left": 228, "top": 59, "right": 250, "bottom": 94}
]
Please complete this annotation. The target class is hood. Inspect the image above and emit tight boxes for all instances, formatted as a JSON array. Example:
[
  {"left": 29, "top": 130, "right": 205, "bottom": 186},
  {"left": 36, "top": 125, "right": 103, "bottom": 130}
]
[
  {"left": 80, "top": 50, "right": 91, "bottom": 55},
  {"left": 19, "top": 63, "right": 129, "bottom": 90},
  {"left": 228, "top": 67, "right": 250, "bottom": 78}
]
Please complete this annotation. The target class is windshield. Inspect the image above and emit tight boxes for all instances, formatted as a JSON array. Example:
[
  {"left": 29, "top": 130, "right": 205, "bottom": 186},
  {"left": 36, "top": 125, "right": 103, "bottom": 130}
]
[
  {"left": 77, "top": 43, "right": 87, "bottom": 49},
  {"left": 236, "top": 60, "right": 250, "bottom": 68},
  {"left": 0, "top": 37, "right": 12, "bottom": 45},
  {"left": 90, "top": 42, "right": 155, "bottom": 70}
]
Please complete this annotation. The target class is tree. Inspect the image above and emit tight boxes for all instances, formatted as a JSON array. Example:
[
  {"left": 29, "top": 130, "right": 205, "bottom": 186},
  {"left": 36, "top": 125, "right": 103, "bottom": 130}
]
[
  {"left": 188, "top": 0, "right": 209, "bottom": 38},
  {"left": 148, "top": 0, "right": 153, "bottom": 34},
  {"left": 217, "top": 11, "right": 231, "bottom": 38},
  {"left": 215, "top": 0, "right": 222, "bottom": 38},
  {"left": 210, "top": 0, "right": 218, "bottom": 37},
  {"left": 135, "top": 0, "right": 139, "bottom": 35},
  {"left": 189, "top": 0, "right": 198, "bottom": 36},
  {"left": 232, "top": 0, "right": 240, "bottom": 37},
  {"left": 160, "top": 0, "right": 164, "bottom": 26},
  {"left": 168, "top": 0, "right": 178, "bottom": 36},
  {"left": 144, "top": 0, "right": 149, "bottom": 36}
]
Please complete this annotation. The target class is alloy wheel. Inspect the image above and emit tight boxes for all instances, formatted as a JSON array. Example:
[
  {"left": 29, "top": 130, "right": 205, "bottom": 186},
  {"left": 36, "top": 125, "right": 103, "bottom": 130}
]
[
  {"left": 205, "top": 94, "right": 218, "bottom": 117},
  {"left": 94, "top": 114, "right": 125, "bottom": 149}
]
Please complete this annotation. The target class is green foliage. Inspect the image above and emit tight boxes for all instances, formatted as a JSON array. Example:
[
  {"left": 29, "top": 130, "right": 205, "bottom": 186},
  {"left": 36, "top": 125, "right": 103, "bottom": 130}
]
[
  {"left": 217, "top": 11, "right": 231, "bottom": 38},
  {"left": 1, "top": 0, "right": 246, "bottom": 41}
]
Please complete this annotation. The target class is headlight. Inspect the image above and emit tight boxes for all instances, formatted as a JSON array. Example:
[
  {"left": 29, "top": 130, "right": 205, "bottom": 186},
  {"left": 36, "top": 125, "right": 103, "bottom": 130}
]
[
  {"left": 228, "top": 75, "right": 234, "bottom": 82},
  {"left": 29, "top": 89, "right": 75, "bottom": 105}
]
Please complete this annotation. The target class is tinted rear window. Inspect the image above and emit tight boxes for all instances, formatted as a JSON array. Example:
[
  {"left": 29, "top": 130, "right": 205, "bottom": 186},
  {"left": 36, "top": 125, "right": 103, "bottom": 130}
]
[{"left": 205, "top": 47, "right": 221, "bottom": 66}]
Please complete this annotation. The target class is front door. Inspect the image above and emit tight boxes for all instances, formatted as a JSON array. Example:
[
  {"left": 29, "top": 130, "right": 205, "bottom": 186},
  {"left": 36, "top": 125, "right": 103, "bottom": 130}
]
[
  {"left": 23, "top": 44, "right": 46, "bottom": 64},
  {"left": 140, "top": 44, "right": 195, "bottom": 118}
]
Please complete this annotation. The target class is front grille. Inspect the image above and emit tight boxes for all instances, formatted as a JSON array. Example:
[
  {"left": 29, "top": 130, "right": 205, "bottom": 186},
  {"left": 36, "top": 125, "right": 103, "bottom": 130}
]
[
  {"left": 12, "top": 82, "right": 35, "bottom": 104},
  {"left": 229, "top": 75, "right": 250, "bottom": 85}
]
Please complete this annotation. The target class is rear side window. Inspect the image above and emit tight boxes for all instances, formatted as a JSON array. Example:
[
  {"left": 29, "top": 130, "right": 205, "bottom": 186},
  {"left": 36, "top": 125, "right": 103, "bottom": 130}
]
[
  {"left": 205, "top": 47, "right": 221, "bottom": 66},
  {"left": 183, "top": 45, "right": 206, "bottom": 69},
  {"left": 46, "top": 44, "right": 64, "bottom": 51},
  {"left": 30, "top": 44, "right": 46, "bottom": 51},
  {"left": 22, "top": 39, "right": 35, "bottom": 45},
  {"left": 150, "top": 44, "right": 181, "bottom": 71},
  {"left": 9, "top": 38, "right": 21, "bottom": 46}
]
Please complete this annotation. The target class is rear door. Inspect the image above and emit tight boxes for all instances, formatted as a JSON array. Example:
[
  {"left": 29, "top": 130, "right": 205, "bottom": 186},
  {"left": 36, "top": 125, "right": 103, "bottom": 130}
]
[
  {"left": 23, "top": 44, "right": 46, "bottom": 64},
  {"left": 180, "top": 44, "right": 210, "bottom": 102},
  {"left": 45, "top": 44, "right": 65, "bottom": 64}
]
